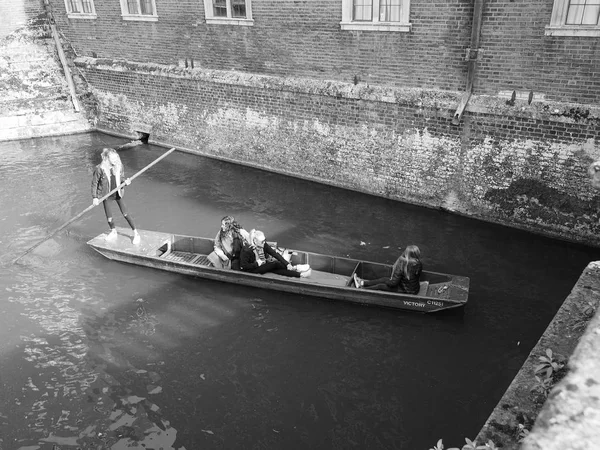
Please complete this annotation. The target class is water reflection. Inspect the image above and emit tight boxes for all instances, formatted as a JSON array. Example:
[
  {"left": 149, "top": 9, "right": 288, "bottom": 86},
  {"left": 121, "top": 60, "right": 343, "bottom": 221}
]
[{"left": 1, "top": 132, "right": 600, "bottom": 449}]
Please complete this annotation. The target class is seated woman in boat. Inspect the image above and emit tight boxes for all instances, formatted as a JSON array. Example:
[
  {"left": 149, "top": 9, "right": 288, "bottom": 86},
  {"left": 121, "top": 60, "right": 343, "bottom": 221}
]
[
  {"left": 240, "top": 230, "right": 311, "bottom": 278},
  {"left": 207, "top": 216, "right": 250, "bottom": 270},
  {"left": 353, "top": 245, "right": 422, "bottom": 294}
]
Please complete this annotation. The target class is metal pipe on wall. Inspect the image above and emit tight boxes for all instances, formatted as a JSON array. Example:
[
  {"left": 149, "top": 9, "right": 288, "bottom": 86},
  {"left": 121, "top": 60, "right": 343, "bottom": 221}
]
[{"left": 452, "top": 0, "right": 485, "bottom": 125}]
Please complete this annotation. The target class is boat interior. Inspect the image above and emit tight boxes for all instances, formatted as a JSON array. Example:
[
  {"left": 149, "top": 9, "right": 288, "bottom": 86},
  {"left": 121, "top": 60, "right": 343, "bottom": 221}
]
[{"left": 155, "top": 235, "right": 453, "bottom": 298}]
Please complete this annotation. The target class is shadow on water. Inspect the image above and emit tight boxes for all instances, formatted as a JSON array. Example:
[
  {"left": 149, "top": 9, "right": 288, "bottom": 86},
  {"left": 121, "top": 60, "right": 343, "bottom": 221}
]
[{"left": 2, "top": 132, "right": 600, "bottom": 449}]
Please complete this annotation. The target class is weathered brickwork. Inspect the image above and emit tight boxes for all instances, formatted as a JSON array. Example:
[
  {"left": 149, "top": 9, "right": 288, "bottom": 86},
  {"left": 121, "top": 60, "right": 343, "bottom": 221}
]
[
  {"left": 478, "top": 0, "right": 600, "bottom": 103},
  {"left": 75, "top": 58, "right": 600, "bottom": 245},
  {"left": 52, "top": 1, "right": 600, "bottom": 104},
  {"left": 0, "top": 16, "right": 92, "bottom": 141},
  {"left": 34, "top": 0, "right": 600, "bottom": 245}
]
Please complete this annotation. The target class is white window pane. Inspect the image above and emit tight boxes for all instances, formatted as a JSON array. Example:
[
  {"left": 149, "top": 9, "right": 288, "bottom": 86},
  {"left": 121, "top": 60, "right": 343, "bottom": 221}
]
[
  {"left": 380, "top": 0, "right": 401, "bottom": 22},
  {"left": 81, "top": 0, "right": 92, "bottom": 13},
  {"left": 567, "top": 0, "right": 600, "bottom": 25},
  {"left": 140, "top": 0, "right": 153, "bottom": 14},
  {"left": 353, "top": 0, "right": 373, "bottom": 21},
  {"left": 127, "top": 0, "right": 139, "bottom": 14},
  {"left": 214, "top": 0, "right": 227, "bottom": 17},
  {"left": 232, "top": 0, "right": 246, "bottom": 18},
  {"left": 567, "top": 3, "right": 584, "bottom": 23},
  {"left": 582, "top": 4, "right": 600, "bottom": 24}
]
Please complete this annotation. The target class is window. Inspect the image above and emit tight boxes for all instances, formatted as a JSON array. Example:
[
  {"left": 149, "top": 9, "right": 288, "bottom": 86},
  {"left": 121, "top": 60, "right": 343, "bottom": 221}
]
[
  {"left": 341, "top": 0, "right": 411, "bottom": 32},
  {"left": 203, "top": 0, "right": 254, "bottom": 26},
  {"left": 546, "top": 0, "right": 600, "bottom": 36},
  {"left": 119, "top": 0, "right": 158, "bottom": 21},
  {"left": 64, "top": 0, "right": 96, "bottom": 19}
]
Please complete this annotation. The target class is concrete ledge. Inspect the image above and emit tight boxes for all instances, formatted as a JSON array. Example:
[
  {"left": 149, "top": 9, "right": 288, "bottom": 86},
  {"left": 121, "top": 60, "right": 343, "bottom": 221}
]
[
  {"left": 0, "top": 110, "right": 92, "bottom": 142},
  {"left": 476, "top": 262, "right": 600, "bottom": 449},
  {"left": 75, "top": 57, "right": 600, "bottom": 124},
  {"left": 521, "top": 262, "right": 600, "bottom": 450}
]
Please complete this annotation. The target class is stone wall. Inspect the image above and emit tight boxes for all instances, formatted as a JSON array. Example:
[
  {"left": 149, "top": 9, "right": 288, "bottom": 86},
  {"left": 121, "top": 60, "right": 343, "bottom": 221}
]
[
  {"left": 0, "top": 0, "right": 44, "bottom": 39},
  {"left": 0, "top": 16, "right": 92, "bottom": 141},
  {"left": 29, "top": 0, "right": 600, "bottom": 245},
  {"left": 77, "top": 57, "right": 600, "bottom": 246},
  {"left": 476, "top": 261, "right": 600, "bottom": 449}
]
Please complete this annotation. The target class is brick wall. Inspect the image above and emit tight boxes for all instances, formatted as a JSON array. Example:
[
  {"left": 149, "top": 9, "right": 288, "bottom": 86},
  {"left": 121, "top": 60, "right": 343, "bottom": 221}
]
[
  {"left": 76, "top": 58, "right": 600, "bottom": 245},
  {"left": 43, "top": 0, "right": 600, "bottom": 244},
  {"left": 52, "top": 0, "right": 600, "bottom": 104}
]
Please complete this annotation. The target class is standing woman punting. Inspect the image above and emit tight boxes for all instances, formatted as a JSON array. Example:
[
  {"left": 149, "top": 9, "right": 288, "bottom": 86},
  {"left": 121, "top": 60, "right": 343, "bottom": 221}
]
[{"left": 91, "top": 148, "right": 141, "bottom": 245}]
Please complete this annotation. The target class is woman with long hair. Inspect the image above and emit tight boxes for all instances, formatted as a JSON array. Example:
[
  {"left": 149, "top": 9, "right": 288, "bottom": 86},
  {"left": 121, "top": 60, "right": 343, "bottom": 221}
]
[
  {"left": 207, "top": 215, "right": 250, "bottom": 269},
  {"left": 353, "top": 245, "right": 422, "bottom": 294},
  {"left": 91, "top": 148, "right": 140, "bottom": 244}
]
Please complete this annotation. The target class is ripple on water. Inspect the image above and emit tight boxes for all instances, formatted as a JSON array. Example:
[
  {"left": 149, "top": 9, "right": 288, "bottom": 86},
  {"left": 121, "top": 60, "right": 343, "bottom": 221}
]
[{"left": 5, "top": 266, "right": 185, "bottom": 449}]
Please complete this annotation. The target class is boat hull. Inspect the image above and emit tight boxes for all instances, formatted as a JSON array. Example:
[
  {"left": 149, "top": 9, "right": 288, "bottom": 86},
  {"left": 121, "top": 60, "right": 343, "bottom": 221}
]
[{"left": 87, "top": 228, "right": 469, "bottom": 313}]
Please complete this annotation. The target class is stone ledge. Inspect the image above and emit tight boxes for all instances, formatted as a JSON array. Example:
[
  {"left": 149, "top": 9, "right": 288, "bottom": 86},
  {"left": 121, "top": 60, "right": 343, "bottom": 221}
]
[
  {"left": 75, "top": 57, "right": 600, "bottom": 124},
  {"left": 521, "top": 262, "right": 600, "bottom": 450},
  {"left": 0, "top": 112, "right": 92, "bottom": 142},
  {"left": 0, "top": 110, "right": 87, "bottom": 130},
  {"left": 476, "top": 262, "right": 600, "bottom": 449}
]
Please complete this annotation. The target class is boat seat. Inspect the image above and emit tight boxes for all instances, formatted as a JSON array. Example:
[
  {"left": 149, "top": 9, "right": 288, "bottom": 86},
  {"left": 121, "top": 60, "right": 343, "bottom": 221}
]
[
  {"left": 163, "top": 251, "right": 211, "bottom": 266},
  {"left": 417, "top": 281, "right": 430, "bottom": 297}
]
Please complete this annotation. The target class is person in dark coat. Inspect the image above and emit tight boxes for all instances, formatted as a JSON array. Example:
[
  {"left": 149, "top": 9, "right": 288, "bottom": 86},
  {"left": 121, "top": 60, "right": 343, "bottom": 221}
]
[
  {"left": 240, "top": 230, "right": 311, "bottom": 278},
  {"left": 91, "top": 148, "right": 140, "bottom": 244},
  {"left": 354, "top": 245, "right": 422, "bottom": 294}
]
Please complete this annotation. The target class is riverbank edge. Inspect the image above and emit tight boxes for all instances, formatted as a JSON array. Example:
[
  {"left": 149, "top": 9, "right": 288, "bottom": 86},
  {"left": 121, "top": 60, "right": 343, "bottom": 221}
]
[{"left": 475, "top": 261, "right": 600, "bottom": 449}]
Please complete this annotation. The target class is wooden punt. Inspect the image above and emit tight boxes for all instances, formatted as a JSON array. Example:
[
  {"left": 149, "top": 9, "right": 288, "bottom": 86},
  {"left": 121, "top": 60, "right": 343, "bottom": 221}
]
[{"left": 87, "top": 228, "right": 470, "bottom": 313}]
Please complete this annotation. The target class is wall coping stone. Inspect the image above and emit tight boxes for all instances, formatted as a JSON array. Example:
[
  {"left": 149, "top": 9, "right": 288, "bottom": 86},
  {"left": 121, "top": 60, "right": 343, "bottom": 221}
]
[
  {"left": 520, "top": 261, "right": 600, "bottom": 450},
  {"left": 75, "top": 57, "right": 600, "bottom": 125},
  {"left": 476, "top": 261, "right": 600, "bottom": 449}
]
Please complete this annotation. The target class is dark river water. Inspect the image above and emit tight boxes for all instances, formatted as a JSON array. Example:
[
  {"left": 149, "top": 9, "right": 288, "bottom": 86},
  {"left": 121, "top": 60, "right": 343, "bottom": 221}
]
[{"left": 1, "top": 132, "right": 599, "bottom": 450}]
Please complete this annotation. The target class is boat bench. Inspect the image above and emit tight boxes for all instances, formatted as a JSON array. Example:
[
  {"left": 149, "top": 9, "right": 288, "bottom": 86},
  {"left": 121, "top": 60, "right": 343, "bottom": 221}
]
[{"left": 163, "top": 251, "right": 212, "bottom": 266}]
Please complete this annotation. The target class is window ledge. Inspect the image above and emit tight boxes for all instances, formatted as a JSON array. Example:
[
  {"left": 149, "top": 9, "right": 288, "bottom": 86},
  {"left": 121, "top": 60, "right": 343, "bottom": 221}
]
[
  {"left": 340, "top": 21, "right": 411, "bottom": 32},
  {"left": 205, "top": 18, "right": 254, "bottom": 26},
  {"left": 67, "top": 13, "right": 97, "bottom": 19},
  {"left": 122, "top": 14, "right": 158, "bottom": 22},
  {"left": 545, "top": 26, "right": 600, "bottom": 37}
]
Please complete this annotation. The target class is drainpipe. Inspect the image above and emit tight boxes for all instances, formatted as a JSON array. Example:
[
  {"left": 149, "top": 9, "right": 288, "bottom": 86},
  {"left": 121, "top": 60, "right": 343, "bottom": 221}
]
[
  {"left": 452, "top": 0, "right": 484, "bottom": 125},
  {"left": 43, "top": 0, "right": 81, "bottom": 112}
]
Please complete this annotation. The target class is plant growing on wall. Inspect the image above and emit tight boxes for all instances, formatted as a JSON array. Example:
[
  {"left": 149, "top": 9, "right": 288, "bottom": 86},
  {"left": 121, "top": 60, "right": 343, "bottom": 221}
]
[
  {"left": 531, "top": 374, "right": 553, "bottom": 399},
  {"left": 429, "top": 438, "right": 498, "bottom": 450},
  {"left": 534, "top": 348, "right": 564, "bottom": 380},
  {"left": 517, "top": 423, "right": 530, "bottom": 442}
]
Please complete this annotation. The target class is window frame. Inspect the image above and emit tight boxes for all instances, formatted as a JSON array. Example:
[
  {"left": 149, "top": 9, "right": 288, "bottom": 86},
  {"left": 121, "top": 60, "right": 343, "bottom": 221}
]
[
  {"left": 119, "top": 0, "right": 159, "bottom": 22},
  {"left": 203, "top": 0, "right": 254, "bottom": 26},
  {"left": 64, "top": 0, "right": 97, "bottom": 19},
  {"left": 546, "top": 0, "right": 600, "bottom": 37},
  {"left": 340, "top": 0, "right": 411, "bottom": 32}
]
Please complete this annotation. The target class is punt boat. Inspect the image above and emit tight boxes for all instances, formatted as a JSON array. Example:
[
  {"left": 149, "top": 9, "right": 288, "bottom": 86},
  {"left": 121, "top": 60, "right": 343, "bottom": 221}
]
[{"left": 87, "top": 228, "right": 470, "bottom": 313}]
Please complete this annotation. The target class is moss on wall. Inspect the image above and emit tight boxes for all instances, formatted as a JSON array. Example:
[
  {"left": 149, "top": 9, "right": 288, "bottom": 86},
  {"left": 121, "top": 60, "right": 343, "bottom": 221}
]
[{"left": 78, "top": 59, "right": 600, "bottom": 246}]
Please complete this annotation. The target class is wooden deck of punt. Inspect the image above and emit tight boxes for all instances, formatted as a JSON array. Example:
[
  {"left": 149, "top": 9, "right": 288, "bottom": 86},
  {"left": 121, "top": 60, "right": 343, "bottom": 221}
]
[{"left": 87, "top": 228, "right": 470, "bottom": 313}]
